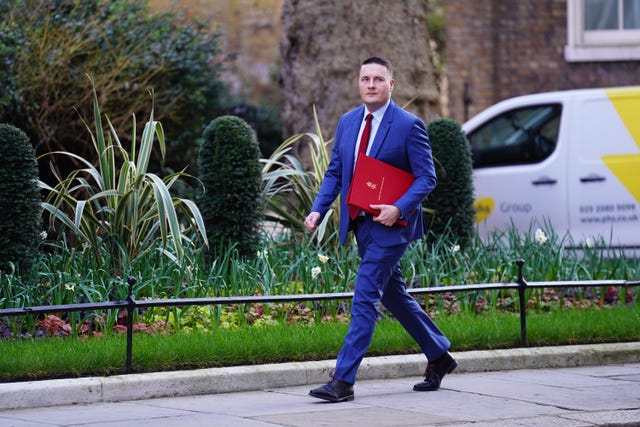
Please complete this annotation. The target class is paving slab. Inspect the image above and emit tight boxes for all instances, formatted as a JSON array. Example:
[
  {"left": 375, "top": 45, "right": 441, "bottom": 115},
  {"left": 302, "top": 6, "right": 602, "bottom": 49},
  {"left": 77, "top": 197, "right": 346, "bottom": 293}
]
[
  {"left": 2, "top": 365, "right": 639, "bottom": 426},
  {"left": 0, "top": 344, "right": 640, "bottom": 426}
]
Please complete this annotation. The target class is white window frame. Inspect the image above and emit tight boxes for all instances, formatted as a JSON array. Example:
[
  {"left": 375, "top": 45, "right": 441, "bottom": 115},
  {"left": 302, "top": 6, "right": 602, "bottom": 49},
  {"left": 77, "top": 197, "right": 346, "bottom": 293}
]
[{"left": 565, "top": 0, "right": 640, "bottom": 62}]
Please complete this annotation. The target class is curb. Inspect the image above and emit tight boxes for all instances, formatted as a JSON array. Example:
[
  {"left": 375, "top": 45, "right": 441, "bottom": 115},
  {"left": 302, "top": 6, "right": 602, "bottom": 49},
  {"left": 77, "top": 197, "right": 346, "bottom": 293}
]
[{"left": 1, "top": 342, "right": 638, "bottom": 410}]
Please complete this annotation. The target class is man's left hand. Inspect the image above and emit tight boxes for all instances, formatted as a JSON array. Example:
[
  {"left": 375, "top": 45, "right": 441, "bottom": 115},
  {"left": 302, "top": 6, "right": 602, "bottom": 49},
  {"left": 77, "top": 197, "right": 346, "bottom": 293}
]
[{"left": 370, "top": 204, "right": 401, "bottom": 227}]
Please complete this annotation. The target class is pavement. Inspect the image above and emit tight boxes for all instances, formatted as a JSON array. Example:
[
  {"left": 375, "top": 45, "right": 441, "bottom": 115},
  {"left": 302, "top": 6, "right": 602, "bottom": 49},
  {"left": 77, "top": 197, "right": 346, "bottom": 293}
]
[{"left": 0, "top": 342, "right": 639, "bottom": 426}]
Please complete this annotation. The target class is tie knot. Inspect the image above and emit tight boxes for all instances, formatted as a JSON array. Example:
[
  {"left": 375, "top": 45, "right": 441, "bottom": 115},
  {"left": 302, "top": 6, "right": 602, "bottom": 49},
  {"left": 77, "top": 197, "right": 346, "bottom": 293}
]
[{"left": 365, "top": 113, "right": 373, "bottom": 123}]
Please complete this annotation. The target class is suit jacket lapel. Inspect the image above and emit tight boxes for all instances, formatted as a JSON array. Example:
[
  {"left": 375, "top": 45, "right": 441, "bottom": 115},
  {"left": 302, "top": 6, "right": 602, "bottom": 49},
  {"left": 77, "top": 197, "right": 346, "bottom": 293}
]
[
  {"left": 345, "top": 107, "right": 366, "bottom": 180},
  {"left": 369, "top": 101, "right": 395, "bottom": 158}
]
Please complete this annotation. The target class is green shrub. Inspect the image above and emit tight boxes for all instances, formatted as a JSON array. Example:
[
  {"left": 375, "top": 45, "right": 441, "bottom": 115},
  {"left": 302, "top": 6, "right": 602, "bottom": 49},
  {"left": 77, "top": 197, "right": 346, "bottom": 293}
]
[
  {"left": 0, "top": 0, "right": 227, "bottom": 185},
  {"left": 228, "top": 103, "right": 283, "bottom": 158},
  {"left": 424, "top": 118, "right": 476, "bottom": 249},
  {"left": 198, "top": 116, "right": 263, "bottom": 258},
  {"left": 0, "top": 123, "right": 42, "bottom": 272}
]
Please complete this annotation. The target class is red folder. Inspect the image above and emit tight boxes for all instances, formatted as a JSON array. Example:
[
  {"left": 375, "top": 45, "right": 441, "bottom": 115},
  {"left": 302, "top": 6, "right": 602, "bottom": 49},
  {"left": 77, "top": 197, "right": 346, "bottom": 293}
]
[{"left": 346, "top": 153, "right": 414, "bottom": 227}]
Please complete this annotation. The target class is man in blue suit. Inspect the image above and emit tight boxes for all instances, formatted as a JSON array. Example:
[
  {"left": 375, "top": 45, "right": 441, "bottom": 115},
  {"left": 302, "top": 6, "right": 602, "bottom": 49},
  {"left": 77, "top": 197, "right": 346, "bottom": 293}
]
[{"left": 305, "top": 56, "right": 456, "bottom": 402}]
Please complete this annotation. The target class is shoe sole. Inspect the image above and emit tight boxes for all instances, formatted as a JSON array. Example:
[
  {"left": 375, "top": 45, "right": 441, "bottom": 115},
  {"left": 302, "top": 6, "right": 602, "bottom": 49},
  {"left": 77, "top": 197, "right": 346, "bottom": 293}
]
[{"left": 309, "top": 391, "right": 355, "bottom": 403}]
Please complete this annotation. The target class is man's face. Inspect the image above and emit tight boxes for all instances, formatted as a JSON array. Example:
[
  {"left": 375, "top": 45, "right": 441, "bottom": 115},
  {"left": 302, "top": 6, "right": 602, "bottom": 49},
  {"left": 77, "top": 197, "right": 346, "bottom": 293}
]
[{"left": 359, "top": 63, "right": 395, "bottom": 112}]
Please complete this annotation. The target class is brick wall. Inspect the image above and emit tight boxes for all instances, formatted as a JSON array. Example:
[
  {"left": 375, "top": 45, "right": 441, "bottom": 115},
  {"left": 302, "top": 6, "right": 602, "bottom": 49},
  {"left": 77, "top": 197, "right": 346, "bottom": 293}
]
[{"left": 446, "top": 0, "right": 640, "bottom": 123}]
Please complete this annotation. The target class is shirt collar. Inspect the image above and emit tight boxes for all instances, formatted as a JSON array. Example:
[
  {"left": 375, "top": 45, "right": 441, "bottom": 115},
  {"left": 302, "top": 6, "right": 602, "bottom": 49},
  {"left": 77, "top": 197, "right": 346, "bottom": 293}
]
[{"left": 364, "top": 99, "right": 391, "bottom": 123}]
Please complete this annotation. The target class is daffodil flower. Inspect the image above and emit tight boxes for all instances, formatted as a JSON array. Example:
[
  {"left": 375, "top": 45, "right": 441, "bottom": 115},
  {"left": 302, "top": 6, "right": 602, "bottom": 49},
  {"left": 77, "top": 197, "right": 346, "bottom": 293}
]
[{"left": 535, "top": 228, "right": 548, "bottom": 245}]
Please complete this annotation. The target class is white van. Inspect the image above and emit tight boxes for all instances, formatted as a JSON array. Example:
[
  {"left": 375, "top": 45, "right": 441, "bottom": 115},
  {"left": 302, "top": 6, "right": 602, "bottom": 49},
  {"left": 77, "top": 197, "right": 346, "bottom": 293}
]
[{"left": 463, "top": 86, "right": 640, "bottom": 249}]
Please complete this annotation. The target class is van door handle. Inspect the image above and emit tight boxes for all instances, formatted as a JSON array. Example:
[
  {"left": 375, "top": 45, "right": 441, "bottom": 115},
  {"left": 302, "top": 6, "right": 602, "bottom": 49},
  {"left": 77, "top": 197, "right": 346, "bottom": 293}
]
[
  {"left": 580, "top": 175, "right": 606, "bottom": 183},
  {"left": 532, "top": 177, "right": 557, "bottom": 186}
]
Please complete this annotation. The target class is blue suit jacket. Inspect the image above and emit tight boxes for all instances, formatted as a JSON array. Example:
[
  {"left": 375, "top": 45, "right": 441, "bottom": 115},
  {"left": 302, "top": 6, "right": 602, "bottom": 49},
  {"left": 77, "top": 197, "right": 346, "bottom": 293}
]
[{"left": 311, "top": 101, "right": 437, "bottom": 246}]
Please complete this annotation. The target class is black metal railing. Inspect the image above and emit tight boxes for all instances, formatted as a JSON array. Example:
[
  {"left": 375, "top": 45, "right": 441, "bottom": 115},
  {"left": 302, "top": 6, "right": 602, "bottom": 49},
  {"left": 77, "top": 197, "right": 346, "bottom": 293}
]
[{"left": 1, "top": 259, "right": 638, "bottom": 373}]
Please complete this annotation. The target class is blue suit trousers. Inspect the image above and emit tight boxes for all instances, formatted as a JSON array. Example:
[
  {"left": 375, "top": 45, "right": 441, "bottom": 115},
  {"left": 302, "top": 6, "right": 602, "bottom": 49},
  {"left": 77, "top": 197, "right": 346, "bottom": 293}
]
[{"left": 334, "top": 217, "right": 451, "bottom": 384}]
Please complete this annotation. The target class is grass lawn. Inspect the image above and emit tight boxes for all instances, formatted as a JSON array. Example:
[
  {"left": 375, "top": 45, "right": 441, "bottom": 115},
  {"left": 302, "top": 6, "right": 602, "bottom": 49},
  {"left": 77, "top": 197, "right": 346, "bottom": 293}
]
[{"left": 1, "top": 304, "right": 638, "bottom": 383}]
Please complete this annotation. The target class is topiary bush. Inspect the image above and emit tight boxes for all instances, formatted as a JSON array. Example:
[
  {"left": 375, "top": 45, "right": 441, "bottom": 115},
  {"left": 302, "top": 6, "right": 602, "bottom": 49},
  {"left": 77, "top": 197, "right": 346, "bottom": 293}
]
[
  {"left": 0, "top": 123, "right": 42, "bottom": 272},
  {"left": 423, "top": 118, "right": 476, "bottom": 249},
  {"left": 198, "top": 116, "right": 263, "bottom": 259}
]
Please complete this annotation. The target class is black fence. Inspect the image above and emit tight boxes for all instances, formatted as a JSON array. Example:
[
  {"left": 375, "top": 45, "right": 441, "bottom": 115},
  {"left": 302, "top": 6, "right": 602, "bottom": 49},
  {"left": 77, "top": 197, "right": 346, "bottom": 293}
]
[{"left": 1, "top": 259, "right": 638, "bottom": 373}]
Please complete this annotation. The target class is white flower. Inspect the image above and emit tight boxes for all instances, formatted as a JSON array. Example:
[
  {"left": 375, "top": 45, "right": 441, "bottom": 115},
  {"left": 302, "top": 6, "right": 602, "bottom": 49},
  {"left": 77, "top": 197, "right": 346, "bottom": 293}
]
[
  {"left": 586, "top": 237, "right": 595, "bottom": 248},
  {"left": 318, "top": 254, "right": 329, "bottom": 263},
  {"left": 311, "top": 266, "right": 322, "bottom": 279},
  {"left": 534, "top": 228, "right": 548, "bottom": 245},
  {"left": 39, "top": 231, "right": 47, "bottom": 240},
  {"left": 257, "top": 248, "right": 268, "bottom": 258},
  {"left": 65, "top": 283, "right": 75, "bottom": 292},
  {"left": 452, "top": 245, "right": 460, "bottom": 253}
]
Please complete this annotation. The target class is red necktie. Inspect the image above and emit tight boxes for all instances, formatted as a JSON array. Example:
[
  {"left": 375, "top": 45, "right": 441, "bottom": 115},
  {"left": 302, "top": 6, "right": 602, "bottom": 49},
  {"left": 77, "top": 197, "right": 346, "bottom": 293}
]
[{"left": 349, "top": 113, "right": 373, "bottom": 220}]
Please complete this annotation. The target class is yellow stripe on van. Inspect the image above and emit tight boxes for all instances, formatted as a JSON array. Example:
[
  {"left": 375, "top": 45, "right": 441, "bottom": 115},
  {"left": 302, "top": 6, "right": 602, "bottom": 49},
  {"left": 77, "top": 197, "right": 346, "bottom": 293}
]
[
  {"left": 603, "top": 88, "right": 640, "bottom": 203},
  {"left": 602, "top": 153, "right": 640, "bottom": 203},
  {"left": 605, "top": 88, "right": 640, "bottom": 149}
]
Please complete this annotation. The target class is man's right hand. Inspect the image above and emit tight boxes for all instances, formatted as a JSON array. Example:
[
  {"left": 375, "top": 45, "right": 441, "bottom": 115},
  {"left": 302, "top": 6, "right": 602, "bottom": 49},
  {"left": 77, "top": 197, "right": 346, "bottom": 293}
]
[{"left": 304, "top": 212, "right": 321, "bottom": 233}]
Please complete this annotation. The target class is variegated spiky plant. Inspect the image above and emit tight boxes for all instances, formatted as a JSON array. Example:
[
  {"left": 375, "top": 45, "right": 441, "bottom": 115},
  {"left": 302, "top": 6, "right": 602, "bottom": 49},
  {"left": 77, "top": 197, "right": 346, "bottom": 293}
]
[{"left": 40, "top": 77, "right": 207, "bottom": 273}]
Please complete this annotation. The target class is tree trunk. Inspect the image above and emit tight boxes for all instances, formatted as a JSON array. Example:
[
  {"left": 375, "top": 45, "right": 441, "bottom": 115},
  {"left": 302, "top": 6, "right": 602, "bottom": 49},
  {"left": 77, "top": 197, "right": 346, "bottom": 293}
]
[{"left": 280, "top": 0, "right": 440, "bottom": 164}]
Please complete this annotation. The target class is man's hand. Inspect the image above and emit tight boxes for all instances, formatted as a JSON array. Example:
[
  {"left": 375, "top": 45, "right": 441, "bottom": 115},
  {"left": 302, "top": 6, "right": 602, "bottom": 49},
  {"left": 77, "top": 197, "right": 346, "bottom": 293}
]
[
  {"left": 370, "top": 204, "right": 401, "bottom": 227},
  {"left": 304, "top": 212, "right": 321, "bottom": 233}
]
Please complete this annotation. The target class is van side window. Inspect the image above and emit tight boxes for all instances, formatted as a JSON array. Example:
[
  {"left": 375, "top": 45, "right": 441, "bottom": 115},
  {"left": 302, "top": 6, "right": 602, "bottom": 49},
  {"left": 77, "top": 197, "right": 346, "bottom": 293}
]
[{"left": 467, "top": 104, "right": 562, "bottom": 168}]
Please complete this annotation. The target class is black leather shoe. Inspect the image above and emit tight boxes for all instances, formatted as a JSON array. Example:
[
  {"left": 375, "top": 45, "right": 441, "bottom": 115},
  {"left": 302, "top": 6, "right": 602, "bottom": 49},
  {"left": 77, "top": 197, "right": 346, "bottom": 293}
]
[
  {"left": 413, "top": 351, "right": 457, "bottom": 391},
  {"left": 309, "top": 378, "right": 354, "bottom": 402}
]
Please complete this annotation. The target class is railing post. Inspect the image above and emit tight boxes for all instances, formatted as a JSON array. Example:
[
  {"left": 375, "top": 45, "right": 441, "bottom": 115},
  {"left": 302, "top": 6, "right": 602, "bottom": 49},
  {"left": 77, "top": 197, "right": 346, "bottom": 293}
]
[
  {"left": 515, "top": 259, "right": 528, "bottom": 347},
  {"left": 125, "top": 276, "right": 137, "bottom": 374}
]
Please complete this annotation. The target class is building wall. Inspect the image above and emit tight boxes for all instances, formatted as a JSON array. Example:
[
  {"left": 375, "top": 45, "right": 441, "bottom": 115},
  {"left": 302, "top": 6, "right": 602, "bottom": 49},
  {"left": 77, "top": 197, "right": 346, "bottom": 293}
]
[
  {"left": 446, "top": 0, "right": 640, "bottom": 123},
  {"left": 149, "top": 0, "right": 283, "bottom": 102}
]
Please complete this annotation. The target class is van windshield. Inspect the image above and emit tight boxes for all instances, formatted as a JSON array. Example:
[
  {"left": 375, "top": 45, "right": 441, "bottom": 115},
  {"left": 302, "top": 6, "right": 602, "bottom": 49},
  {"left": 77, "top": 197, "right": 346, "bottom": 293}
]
[{"left": 467, "top": 103, "right": 562, "bottom": 168}]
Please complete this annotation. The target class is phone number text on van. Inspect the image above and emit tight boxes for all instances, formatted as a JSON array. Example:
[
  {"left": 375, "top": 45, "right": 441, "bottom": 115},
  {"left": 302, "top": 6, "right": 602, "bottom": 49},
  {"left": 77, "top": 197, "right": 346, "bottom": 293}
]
[{"left": 579, "top": 203, "right": 638, "bottom": 224}]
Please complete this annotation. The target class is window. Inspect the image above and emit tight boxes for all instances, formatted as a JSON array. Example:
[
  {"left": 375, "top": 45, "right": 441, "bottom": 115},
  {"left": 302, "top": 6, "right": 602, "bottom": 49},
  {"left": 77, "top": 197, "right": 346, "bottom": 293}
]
[
  {"left": 467, "top": 104, "right": 562, "bottom": 169},
  {"left": 565, "top": 0, "right": 640, "bottom": 61}
]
